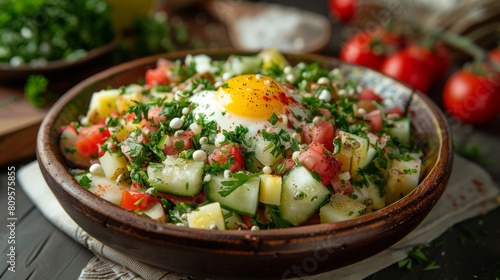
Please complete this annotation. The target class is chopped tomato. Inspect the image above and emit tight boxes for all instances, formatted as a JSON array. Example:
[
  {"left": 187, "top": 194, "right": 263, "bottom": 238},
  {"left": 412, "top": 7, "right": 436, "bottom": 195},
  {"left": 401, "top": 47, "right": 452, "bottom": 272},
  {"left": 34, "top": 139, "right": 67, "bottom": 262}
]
[
  {"left": 385, "top": 106, "right": 404, "bottom": 117},
  {"left": 162, "top": 131, "right": 194, "bottom": 155},
  {"left": 208, "top": 143, "right": 245, "bottom": 172},
  {"left": 241, "top": 208, "right": 267, "bottom": 228},
  {"left": 74, "top": 124, "right": 110, "bottom": 157},
  {"left": 300, "top": 120, "right": 335, "bottom": 152},
  {"left": 298, "top": 142, "right": 342, "bottom": 186},
  {"left": 145, "top": 59, "right": 175, "bottom": 88},
  {"left": 331, "top": 175, "right": 354, "bottom": 194},
  {"left": 358, "top": 88, "right": 382, "bottom": 102},
  {"left": 365, "top": 109, "right": 383, "bottom": 132},
  {"left": 120, "top": 190, "right": 159, "bottom": 211},
  {"left": 145, "top": 68, "right": 170, "bottom": 88}
]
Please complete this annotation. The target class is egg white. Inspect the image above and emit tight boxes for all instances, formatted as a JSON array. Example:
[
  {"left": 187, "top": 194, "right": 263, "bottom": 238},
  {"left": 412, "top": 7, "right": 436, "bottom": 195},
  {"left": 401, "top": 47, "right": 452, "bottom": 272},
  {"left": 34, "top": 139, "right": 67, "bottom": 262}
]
[{"left": 189, "top": 89, "right": 310, "bottom": 148}]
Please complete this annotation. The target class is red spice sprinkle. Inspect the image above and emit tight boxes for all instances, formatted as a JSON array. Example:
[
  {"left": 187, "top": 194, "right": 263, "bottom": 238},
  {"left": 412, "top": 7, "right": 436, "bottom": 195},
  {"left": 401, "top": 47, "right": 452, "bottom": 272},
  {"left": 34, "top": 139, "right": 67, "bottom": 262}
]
[{"left": 472, "top": 178, "right": 485, "bottom": 193}]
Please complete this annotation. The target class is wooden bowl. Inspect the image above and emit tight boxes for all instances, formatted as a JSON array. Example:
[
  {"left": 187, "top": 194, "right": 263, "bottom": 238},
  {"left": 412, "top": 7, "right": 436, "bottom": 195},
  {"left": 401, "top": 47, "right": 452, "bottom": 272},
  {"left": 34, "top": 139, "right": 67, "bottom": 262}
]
[
  {"left": 37, "top": 49, "right": 453, "bottom": 279},
  {"left": 0, "top": 40, "right": 118, "bottom": 82}
]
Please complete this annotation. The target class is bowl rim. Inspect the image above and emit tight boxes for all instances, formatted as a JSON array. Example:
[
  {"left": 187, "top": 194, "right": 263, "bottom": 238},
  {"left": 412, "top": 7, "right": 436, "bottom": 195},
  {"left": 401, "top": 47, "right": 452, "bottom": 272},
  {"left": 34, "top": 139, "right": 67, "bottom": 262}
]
[{"left": 37, "top": 48, "right": 453, "bottom": 243}]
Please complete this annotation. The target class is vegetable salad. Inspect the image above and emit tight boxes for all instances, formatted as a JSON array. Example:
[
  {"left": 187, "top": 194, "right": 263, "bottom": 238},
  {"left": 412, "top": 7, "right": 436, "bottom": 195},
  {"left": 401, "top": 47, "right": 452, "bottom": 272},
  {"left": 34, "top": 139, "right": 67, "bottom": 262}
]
[{"left": 60, "top": 49, "right": 422, "bottom": 230}]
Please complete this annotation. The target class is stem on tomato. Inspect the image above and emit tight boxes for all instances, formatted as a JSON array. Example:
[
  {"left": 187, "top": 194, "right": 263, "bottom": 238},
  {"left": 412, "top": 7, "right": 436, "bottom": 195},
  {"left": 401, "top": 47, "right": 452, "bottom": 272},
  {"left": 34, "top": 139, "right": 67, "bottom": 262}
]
[{"left": 403, "top": 19, "right": 488, "bottom": 62}]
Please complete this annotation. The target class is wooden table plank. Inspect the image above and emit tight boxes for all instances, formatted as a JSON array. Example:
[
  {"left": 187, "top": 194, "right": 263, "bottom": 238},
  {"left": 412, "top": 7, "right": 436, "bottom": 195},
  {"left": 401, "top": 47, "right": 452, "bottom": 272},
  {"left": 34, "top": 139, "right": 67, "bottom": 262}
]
[{"left": 0, "top": 169, "right": 94, "bottom": 279}]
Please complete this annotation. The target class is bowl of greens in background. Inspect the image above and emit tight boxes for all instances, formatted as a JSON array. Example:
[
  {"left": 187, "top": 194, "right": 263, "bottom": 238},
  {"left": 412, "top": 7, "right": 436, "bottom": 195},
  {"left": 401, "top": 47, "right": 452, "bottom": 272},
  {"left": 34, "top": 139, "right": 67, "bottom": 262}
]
[{"left": 0, "top": 0, "right": 116, "bottom": 81}]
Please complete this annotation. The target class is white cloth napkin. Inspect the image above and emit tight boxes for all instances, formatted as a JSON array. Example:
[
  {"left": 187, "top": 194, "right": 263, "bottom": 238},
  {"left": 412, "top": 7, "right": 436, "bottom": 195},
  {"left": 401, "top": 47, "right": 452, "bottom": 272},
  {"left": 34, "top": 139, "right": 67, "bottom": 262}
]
[{"left": 18, "top": 155, "right": 499, "bottom": 280}]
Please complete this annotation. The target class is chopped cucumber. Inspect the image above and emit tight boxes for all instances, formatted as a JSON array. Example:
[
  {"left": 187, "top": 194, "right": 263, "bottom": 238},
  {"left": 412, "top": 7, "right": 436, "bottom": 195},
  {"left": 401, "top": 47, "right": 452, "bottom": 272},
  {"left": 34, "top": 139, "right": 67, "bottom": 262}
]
[
  {"left": 224, "top": 55, "right": 263, "bottom": 75},
  {"left": 205, "top": 175, "right": 260, "bottom": 216},
  {"left": 147, "top": 157, "right": 204, "bottom": 196},
  {"left": 388, "top": 118, "right": 411, "bottom": 145},
  {"left": 320, "top": 193, "right": 367, "bottom": 223},
  {"left": 279, "top": 166, "right": 330, "bottom": 226}
]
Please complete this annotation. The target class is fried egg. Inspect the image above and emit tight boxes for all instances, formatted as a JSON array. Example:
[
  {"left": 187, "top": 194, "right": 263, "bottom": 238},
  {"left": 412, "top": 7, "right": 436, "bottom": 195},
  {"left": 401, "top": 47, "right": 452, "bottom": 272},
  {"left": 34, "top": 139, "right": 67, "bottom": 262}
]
[{"left": 190, "top": 74, "right": 310, "bottom": 165}]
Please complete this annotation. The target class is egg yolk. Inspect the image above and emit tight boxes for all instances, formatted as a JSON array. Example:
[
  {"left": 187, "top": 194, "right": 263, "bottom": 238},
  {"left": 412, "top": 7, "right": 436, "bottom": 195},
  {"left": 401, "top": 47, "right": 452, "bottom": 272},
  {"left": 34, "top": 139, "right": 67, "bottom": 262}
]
[{"left": 215, "top": 74, "right": 294, "bottom": 119}]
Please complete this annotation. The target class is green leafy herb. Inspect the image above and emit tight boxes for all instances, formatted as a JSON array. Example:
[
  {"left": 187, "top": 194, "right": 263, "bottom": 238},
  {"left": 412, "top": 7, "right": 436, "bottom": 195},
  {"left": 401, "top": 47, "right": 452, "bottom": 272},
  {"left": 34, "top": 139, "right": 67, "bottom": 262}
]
[
  {"left": 24, "top": 75, "right": 56, "bottom": 108},
  {"left": 269, "top": 113, "right": 279, "bottom": 125},
  {"left": 78, "top": 175, "right": 92, "bottom": 189},
  {"left": 268, "top": 205, "right": 293, "bottom": 228}
]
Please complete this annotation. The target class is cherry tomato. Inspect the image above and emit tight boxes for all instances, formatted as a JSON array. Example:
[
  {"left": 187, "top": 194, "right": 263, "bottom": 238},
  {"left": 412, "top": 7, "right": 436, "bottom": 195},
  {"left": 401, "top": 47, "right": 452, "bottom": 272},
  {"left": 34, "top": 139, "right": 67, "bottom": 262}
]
[
  {"left": 328, "top": 0, "right": 356, "bottom": 22},
  {"left": 340, "top": 32, "right": 385, "bottom": 70},
  {"left": 443, "top": 69, "right": 500, "bottom": 124},
  {"left": 74, "top": 124, "right": 110, "bottom": 156},
  {"left": 379, "top": 50, "right": 432, "bottom": 93},
  {"left": 404, "top": 43, "right": 450, "bottom": 83}
]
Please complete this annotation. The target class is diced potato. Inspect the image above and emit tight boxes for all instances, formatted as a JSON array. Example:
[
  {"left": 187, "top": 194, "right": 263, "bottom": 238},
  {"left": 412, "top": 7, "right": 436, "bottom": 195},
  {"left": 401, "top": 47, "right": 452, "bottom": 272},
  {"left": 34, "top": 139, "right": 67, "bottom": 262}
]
[
  {"left": 187, "top": 202, "right": 226, "bottom": 230},
  {"left": 99, "top": 151, "right": 129, "bottom": 180},
  {"left": 86, "top": 89, "right": 120, "bottom": 123},
  {"left": 385, "top": 155, "right": 421, "bottom": 204},
  {"left": 336, "top": 131, "right": 374, "bottom": 177},
  {"left": 259, "top": 174, "right": 282, "bottom": 205},
  {"left": 258, "top": 48, "right": 290, "bottom": 69},
  {"left": 116, "top": 91, "right": 143, "bottom": 114},
  {"left": 320, "top": 193, "right": 367, "bottom": 223},
  {"left": 109, "top": 121, "right": 142, "bottom": 142}
]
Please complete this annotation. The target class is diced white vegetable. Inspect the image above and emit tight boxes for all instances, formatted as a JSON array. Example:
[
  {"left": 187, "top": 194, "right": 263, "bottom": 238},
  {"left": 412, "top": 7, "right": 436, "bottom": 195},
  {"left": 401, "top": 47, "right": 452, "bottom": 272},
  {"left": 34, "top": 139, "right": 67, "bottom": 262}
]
[
  {"left": 354, "top": 177, "right": 385, "bottom": 210},
  {"left": 187, "top": 202, "right": 226, "bottom": 230},
  {"left": 259, "top": 174, "right": 282, "bottom": 205},
  {"left": 385, "top": 154, "right": 422, "bottom": 204},
  {"left": 224, "top": 55, "right": 263, "bottom": 75},
  {"left": 99, "top": 151, "right": 129, "bottom": 180},
  {"left": 336, "top": 131, "right": 373, "bottom": 177},
  {"left": 257, "top": 48, "right": 290, "bottom": 69},
  {"left": 74, "top": 173, "right": 128, "bottom": 205},
  {"left": 222, "top": 209, "right": 244, "bottom": 230},
  {"left": 140, "top": 201, "right": 167, "bottom": 222},
  {"left": 320, "top": 193, "right": 367, "bottom": 223},
  {"left": 86, "top": 89, "right": 120, "bottom": 123},
  {"left": 116, "top": 90, "right": 143, "bottom": 115}
]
